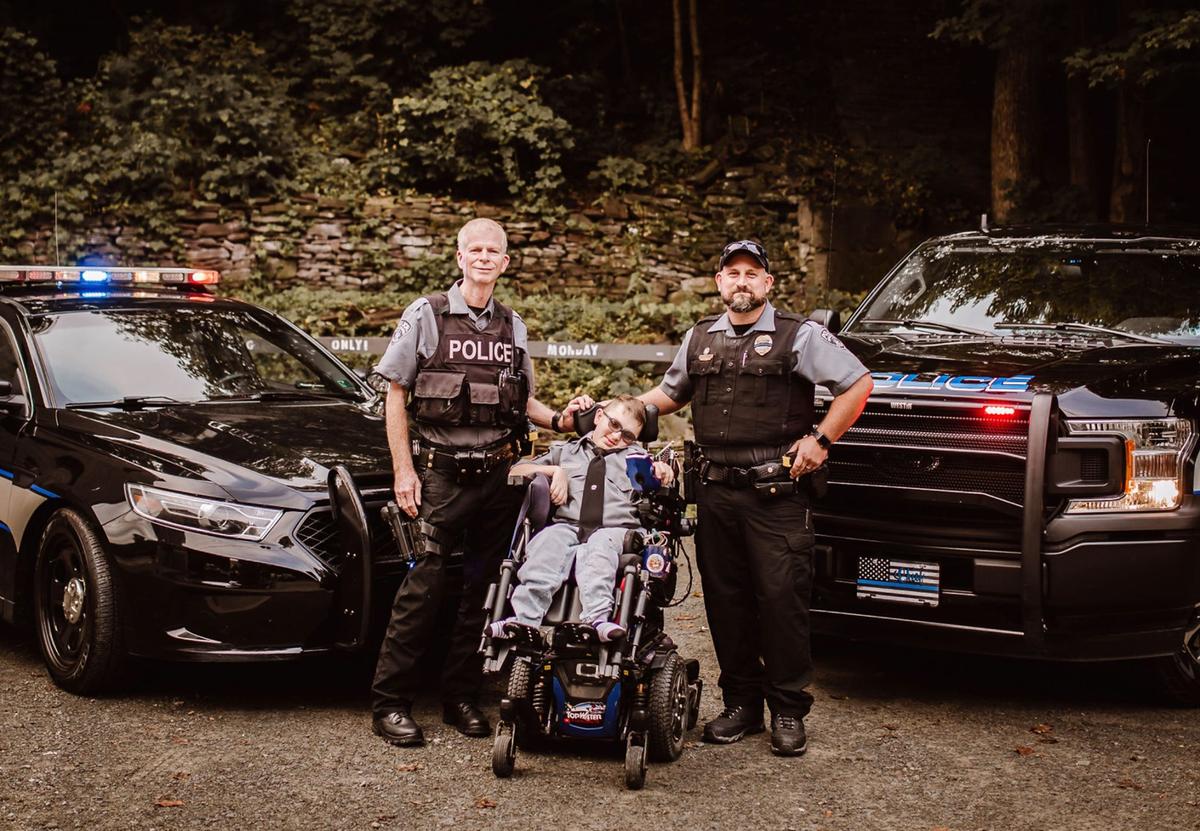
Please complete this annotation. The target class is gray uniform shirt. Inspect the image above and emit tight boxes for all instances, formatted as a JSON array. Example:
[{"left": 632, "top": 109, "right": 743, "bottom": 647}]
[
  {"left": 375, "top": 280, "right": 535, "bottom": 448},
  {"left": 658, "top": 302, "right": 869, "bottom": 403},
  {"left": 533, "top": 437, "right": 642, "bottom": 530}
]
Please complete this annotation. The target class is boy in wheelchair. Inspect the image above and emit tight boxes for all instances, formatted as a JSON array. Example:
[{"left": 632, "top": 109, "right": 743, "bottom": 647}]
[
  {"left": 485, "top": 395, "right": 673, "bottom": 645},
  {"left": 480, "top": 395, "right": 703, "bottom": 789}
]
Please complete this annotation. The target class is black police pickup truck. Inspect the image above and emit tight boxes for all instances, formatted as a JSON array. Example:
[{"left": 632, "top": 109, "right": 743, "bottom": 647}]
[
  {"left": 810, "top": 227, "right": 1200, "bottom": 703},
  {"left": 0, "top": 266, "right": 399, "bottom": 693}
]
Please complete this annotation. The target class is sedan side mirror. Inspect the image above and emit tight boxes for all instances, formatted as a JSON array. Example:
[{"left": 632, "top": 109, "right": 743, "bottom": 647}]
[
  {"left": 809, "top": 308, "right": 842, "bottom": 334},
  {"left": 0, "top": 380, "right": 23, "bottom": 414}
]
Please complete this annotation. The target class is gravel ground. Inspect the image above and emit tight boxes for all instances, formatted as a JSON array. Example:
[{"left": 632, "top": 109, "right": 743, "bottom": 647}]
[{"left": 2, "top": 586, "right": 1198, "bottom": 831}]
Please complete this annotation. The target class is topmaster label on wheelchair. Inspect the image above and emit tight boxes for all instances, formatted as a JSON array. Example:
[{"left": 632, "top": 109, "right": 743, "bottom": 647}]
[{"left": 563, "top": 701, "right": 606, "bottom": 725}]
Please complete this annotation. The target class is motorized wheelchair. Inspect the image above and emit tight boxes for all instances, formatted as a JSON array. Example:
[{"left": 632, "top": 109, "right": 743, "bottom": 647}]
[{"left": 479, "top": 404, "right": 703, "bottom": 790}]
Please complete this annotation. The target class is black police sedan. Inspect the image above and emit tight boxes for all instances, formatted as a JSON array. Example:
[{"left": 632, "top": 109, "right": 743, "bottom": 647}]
[
  {"left": 807, "top": 227, "right": 1200, "bottom": 703},
  {"left": 0, "top": 266, "right": 401, "bottom": 693}
]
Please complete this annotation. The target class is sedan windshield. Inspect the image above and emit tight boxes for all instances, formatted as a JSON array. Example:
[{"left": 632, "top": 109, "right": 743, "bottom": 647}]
[
  {"left": 30, "top": 304, "right": 366, "bottom": 407},
  {"left": 847, "top": 243, "right": 1200, "bottom": 344}
]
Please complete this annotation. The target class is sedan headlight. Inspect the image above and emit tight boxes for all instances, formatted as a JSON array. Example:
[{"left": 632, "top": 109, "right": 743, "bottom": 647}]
[
  {"left": 1064, "top": 418, "right": 1195, "bottom": 513},
  {"left": 127, "top": 484, "right": 283, "bottom": 540}
]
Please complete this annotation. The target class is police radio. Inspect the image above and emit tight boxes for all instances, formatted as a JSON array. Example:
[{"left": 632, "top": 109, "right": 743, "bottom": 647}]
[{"left": 497, "top": 342, "right": 529, "bottom": 427}]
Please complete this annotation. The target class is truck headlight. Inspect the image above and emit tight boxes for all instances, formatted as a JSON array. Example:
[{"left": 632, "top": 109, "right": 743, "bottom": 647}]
[
  {"left": 1063, "top": 418, "right": 1195, "bottom": 513},
  {"left": 127, "top": 484, "right": 283, "bottom": 540}
]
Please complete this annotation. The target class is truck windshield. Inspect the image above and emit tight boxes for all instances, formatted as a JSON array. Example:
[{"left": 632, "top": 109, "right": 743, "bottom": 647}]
[
  {"left": 30, "top": 305, "right": 367, "bottom": 407},
  {"left": 847, "top": 243, "right": 1200, "bottom": 344}
]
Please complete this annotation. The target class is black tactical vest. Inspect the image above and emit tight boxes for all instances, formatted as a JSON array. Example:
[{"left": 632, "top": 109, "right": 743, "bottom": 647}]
[
  {"left": 409, "top": 293, "right": 529, "bottom": 431},
  {"left": 686, "top": 312, "right": 814, "bottom": 452}
]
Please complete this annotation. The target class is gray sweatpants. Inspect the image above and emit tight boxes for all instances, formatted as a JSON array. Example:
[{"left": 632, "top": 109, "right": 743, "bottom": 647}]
[{"left": 510, "top": 524, "right": 629, "bottom": 627}]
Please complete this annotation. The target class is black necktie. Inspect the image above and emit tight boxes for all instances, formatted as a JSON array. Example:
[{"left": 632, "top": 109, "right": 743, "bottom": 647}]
[{"left": 577, "top": 450, "right": 607, "bottom": 543}]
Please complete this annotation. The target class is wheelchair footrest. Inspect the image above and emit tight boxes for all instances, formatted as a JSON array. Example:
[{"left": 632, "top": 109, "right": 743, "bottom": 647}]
[
  {"left": 500, "top": 622, "right": 546, "bottom": 656},
  {"left": 552, "top": 622, "right": 600, "bottom": 651}
]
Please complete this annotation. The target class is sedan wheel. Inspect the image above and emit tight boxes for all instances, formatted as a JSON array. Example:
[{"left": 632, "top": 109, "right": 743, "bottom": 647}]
[{"left": 34, "top": 509, "right": 126, "bottom": 694}]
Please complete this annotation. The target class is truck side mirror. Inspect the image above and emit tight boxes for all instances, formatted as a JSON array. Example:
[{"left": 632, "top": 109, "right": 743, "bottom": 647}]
[{"left": 809, "top": 309, "right": 842, "bottom": 334}]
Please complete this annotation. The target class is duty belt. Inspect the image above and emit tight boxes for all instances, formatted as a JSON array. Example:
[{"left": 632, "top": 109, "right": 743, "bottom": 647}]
[
  {"left": 415, "top": 440, "right": 518, "bottom": 478},
  {"left": 697, "top": 457, "right": 792, "bottom": 489}
]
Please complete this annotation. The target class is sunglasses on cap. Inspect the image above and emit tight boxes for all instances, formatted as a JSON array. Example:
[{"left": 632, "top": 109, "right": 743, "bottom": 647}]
[
  {"left": 718, "top": 240, "right": 769, "bottom": 272},
  {"left": 596, "top": 407, "right": 639, "bottom": 443}
]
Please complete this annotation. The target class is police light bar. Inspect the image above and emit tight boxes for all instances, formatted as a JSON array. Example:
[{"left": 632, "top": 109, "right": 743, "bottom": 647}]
[{"left": 0, "top": 266, "right": 219, "bottom": 286}]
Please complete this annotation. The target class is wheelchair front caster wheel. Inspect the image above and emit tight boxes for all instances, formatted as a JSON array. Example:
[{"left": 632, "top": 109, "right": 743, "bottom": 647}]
[
  {"left": 624, "top": 737, "right": 647, "bottom": 790},
  {"left": 492, "top": 722, "right": 516, "bottom": 778}
]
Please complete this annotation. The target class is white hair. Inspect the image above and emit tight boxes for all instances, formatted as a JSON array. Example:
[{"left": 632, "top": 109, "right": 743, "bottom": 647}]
[{"left": 456, "top": 218, "right": 508, "bottom": 254}]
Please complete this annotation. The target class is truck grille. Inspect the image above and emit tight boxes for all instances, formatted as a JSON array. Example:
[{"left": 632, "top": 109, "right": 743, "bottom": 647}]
[{"left": 817, "top": 401, "right": 1031, "bottom": 513}]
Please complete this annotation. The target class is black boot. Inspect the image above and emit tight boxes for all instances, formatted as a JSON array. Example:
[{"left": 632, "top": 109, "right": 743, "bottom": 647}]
[
  {"left": 372, "top": 709, "right": 424, "bottom": 747},
  {"left": 442, "top": 702, "right": 491, "bottom": 737},
  {"left": 770, "top": 713, "right": 807, "bottom": 756},
  {"left": 701, "top": 704, "right": 765, "bottom": 744}
]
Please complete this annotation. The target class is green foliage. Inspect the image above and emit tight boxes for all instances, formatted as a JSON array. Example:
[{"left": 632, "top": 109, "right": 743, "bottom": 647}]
[
  {"left": 83, "top": 21, "right": 298, "bottom": 204},
  {"left": 931, "top": 0, "right": 1052, "bottom": 49},
  {"left": 0, "top": 29, "right": 67, "bottom": 172},
  {"left": 787, "top": 136, "right": 937, "bottom": 229},
  {"left": 1065, "top": 9, "right": 1200, "bottom": 88},
  {"left": 281, "top": 0, "right": 490, "bottom": 147},
  {"left": 588, "top": 156, "right": 649, "bottom": 194},
  {"left": 0, "top": 21, "right": 299, "bottom": 260},
  {"left": 375, "top": 60, "right": 574, "bottom": 201}
]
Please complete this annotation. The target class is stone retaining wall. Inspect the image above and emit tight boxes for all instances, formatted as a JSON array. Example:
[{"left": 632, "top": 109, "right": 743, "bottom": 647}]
[{"left": 16, "top": 164, "right": 913, "bottom": 301}]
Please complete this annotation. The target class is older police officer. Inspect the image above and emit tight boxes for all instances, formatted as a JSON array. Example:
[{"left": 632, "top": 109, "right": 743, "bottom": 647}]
[
  {"left": 370, "top": 218, "right": 568, "bottom": 746},
  {"left": 641, "top": 239, "right": 872, "bottom": 756}
]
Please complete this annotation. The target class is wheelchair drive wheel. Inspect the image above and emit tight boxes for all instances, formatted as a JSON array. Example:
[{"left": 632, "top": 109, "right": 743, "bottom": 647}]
[
  {"left": 647, "top": 652, "right": 690, "bottom": 762},
  {"left": 624, "top": 735, "right": 647, "bottom": 790},
  {"left": 492, "top": 722, "right": 516, "bottom": 778}
]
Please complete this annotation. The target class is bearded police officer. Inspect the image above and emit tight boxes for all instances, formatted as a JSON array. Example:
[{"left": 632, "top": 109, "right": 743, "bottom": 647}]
[
  {"left": 370, "top": 218, "right": 567, "bottom": 746},
  {"left": 641, "top": 239, "right": 873, "bottom": 756}
]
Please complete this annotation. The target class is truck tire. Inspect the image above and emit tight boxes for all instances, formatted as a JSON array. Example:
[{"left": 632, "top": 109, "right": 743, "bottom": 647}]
[{"left": 1153, "top": 621, "right": 1200, "bottom": 706}]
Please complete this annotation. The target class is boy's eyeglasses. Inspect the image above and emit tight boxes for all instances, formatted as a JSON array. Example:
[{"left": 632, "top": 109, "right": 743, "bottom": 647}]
[{"left": 597, "top": 408, "right": 639, "bottom": 443}]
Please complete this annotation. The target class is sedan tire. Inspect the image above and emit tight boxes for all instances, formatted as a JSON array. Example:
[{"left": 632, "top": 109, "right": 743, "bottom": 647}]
[{"left": 33, "top": 509, "right": 127, "bottom": 694}]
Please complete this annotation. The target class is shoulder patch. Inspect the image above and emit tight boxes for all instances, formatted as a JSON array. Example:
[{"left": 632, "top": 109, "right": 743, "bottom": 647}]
[
  {"left": 391, "top": 318, "right": 413, "bottom": 343},
  {"left": 817, "top": 326, "right": 845, "bottom": 349}
]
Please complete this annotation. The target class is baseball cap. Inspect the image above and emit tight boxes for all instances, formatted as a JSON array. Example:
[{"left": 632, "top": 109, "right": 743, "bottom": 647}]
[{"left": 718, "top": 239, "right": 769, "bottom": 272}]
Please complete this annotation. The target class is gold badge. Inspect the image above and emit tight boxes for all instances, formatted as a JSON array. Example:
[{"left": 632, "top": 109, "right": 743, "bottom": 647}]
[{"left": 698, "top": 346, "right": 715, "bottom": 362}]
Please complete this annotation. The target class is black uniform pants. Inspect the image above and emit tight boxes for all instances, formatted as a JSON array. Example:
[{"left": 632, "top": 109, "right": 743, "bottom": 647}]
[
  {"left": 695, "top": 481, "right": 815, "bottom": 718},
  {"left": 371, "top": 464, "right": 521, "bottom": 715}
]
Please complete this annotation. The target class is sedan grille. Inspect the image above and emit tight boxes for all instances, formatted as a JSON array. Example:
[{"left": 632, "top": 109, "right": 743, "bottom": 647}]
[{"left": 294, "top": 492, "right": 408, "bottom": 571}]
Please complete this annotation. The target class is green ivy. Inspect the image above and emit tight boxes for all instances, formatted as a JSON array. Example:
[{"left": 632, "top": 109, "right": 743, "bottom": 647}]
[{"left": 373, "top": 60, "right": 574, "bottom": 202}]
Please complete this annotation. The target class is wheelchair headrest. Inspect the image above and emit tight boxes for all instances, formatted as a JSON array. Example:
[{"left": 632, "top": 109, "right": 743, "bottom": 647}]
[{"left": 574, "top": 402, "right": 659, "bottom": 443}]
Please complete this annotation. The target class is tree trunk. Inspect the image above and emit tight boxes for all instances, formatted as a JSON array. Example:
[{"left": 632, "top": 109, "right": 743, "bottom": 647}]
[
  {"left": 991, "top": 37, "right": 1040, "bottom": 223},
  {"left": 1109, "top": 0, "right": 1147, "bottom": 224},
  {"left": 614, "top": 0, "right": 634, "bottom": 88},
  {"left": 672, "top": 0, "right": 702, "bottom": 150},
  {"left": 1109, "top": 85, "right": 1146, "bottom": 223},
  {"left": 1066, "top": 0, "right": 1097, "bottom": 218}
]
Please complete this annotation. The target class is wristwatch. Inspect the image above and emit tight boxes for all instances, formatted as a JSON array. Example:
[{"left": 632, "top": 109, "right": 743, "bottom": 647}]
[
  {"left": 551, "top": 411, "right": 562, "bottom": 432},
  {"left": 810, "top": 429, "right": 832, "bottom": 450}
]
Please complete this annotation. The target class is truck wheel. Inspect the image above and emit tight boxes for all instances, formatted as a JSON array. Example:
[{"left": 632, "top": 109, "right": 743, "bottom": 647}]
[
  {"left": 33, "top": 509, "right": 126, "bottom": 694},
  {"left": 1153, "top": 620, "right": 1200, "bottom": 706},
  {"left": 647, "top": 652, "right": 689, "bottom": 762}
]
